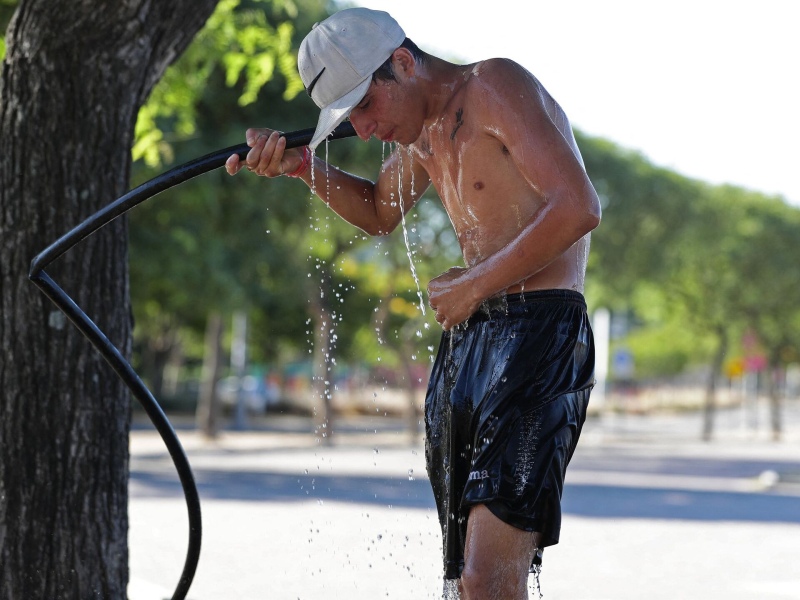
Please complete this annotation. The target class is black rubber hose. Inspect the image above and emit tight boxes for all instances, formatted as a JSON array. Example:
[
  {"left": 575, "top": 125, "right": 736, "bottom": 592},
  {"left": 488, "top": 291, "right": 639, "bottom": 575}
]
[{"left": 28, "top": 121, "right": 357, "bottom": 600}]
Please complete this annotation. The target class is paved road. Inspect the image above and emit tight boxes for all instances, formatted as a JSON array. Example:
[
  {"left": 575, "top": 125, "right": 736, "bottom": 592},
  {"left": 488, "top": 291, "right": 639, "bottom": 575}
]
[{"left": 129, "top": 404, "right": 800, "bottom": 599}]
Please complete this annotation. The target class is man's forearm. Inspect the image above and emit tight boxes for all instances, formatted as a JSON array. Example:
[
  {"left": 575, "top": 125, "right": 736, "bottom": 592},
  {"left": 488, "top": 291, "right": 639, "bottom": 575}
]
[
  {"left": 467, "top": 200, "right": 600, "bottom": 300},
  {"left": 296, "top": 154, "right": 394, "bottom": 236}
]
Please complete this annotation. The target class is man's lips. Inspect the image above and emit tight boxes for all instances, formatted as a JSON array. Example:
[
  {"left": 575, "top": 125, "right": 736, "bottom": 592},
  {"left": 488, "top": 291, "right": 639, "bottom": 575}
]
[{"left": 379, "top": 129, "right": 395, "bottom": 143}]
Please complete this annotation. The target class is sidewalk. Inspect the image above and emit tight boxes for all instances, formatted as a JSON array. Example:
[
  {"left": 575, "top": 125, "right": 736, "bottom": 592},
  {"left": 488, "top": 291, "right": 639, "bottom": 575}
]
[{"left": 129, "top": 405, "right": 800, "bottom": 599}]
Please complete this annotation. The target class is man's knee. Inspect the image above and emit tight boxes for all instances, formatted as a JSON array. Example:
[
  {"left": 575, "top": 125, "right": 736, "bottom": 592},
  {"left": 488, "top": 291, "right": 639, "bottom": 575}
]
[
  {"left": 460, "top": 562, "right": 509, "bottom": 600},
  {"left": 460, "top": 504, "right": 539, "bottom": 599}
]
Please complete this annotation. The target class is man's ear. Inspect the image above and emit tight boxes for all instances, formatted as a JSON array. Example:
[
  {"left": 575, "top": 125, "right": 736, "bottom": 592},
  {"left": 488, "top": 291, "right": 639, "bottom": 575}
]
[{"left": 392, "top": 48, "right": 416, "bottom": 78}]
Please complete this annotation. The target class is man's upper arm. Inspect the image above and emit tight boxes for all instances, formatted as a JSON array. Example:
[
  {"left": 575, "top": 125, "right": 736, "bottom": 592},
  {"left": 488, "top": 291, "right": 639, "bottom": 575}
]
[{"left": 478, "top": 60, "right": 599, "bottom": 217}]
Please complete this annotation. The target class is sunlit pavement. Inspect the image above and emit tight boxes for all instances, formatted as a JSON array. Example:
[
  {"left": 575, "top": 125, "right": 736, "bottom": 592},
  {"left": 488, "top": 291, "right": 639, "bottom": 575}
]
[{"left": 129, "top": 402, "right": 800, "bottom": 600}]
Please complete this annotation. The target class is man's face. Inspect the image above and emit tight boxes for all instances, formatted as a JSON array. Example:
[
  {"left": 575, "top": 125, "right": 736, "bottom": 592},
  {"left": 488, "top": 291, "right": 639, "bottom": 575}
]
[{"left": 348, "top": 54, "right": 424, "bottom": 145}]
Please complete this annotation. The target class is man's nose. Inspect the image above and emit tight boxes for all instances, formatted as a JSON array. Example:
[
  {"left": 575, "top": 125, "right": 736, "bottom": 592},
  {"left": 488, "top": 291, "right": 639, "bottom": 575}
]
[{"left": 349, "top": 112, "right": 376, "bottom": 141}]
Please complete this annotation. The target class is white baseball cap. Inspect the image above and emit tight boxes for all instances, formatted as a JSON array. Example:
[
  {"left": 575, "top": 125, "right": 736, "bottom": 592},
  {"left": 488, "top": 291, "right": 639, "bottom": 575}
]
[{"left": 298, "top": 8, "right": 405, "bottom": 150}]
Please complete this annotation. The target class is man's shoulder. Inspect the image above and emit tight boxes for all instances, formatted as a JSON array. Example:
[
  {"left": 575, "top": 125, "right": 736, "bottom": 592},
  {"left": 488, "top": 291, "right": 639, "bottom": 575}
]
[
  {"left": 464, "top": 58, "right": 538, "bottom": 100},
  {"left": 461, "top": 58, "right": 542, "bottom": 119},
  {"left": 468, "top": 58, "right": 532, "bottom": 84}
]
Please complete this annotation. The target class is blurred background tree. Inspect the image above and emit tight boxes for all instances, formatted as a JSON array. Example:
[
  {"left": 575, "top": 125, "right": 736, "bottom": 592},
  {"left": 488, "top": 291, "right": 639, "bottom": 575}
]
[{"left": 580, "top": 132, "right": 800, "bottom": 439}]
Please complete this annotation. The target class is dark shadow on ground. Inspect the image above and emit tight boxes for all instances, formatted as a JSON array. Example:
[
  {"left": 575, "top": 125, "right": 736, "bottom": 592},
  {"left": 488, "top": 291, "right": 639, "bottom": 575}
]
[
  {"left": 569, "top": 451, "right": 800, "bottom": 480},
  {"left": 131, "top": 469, "right": 436, "bottom": 510},
  {"left": 562, "top": 483, "right": 800, "bottom": 523},
  {"left": 130, "top": 467, "right": 800, "bottom": 524}
]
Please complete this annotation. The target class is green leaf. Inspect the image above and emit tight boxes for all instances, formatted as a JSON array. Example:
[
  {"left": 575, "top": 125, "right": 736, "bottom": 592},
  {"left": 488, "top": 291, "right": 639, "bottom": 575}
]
[{"left": 133, "top": 0, "right": 300, "bottom": 168}]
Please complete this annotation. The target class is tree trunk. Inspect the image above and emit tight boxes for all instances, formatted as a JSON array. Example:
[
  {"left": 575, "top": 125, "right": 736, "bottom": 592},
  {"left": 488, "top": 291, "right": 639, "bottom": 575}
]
[
  {"left": 309, "top": 261, "right": 336, "bottom": 444},
  {"left": 196, "top": 311, "right": 224, "bottom": 439},
  {"left": 400, "top": 337, "right": 421, "bottom": 442},
  {"left": 399, "top": 318, "right": 424, "bottom": 443},
  {"left": 140, "top": 321, "right": 180, "bottom": 399},
  {"left": 702, "top": 331, "right": 727, "bottom": 442},
  {"left": 767, "top": 360, "right": 783, "bottom": 442},
  {"left": 0, "top": 1, "right": 217, "bottom": 598}
]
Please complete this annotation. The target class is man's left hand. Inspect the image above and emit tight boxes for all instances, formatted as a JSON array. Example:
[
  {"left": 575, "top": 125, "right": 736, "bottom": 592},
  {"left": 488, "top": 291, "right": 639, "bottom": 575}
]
[{"left": 427, "top": 267, "right": 482, "bottom": 331}]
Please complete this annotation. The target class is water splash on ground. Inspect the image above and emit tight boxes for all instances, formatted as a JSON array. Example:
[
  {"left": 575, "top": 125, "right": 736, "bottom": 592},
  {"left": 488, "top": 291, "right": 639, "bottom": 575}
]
[{"left": 442, "top": 578, "right": 461, "bottom": 600}]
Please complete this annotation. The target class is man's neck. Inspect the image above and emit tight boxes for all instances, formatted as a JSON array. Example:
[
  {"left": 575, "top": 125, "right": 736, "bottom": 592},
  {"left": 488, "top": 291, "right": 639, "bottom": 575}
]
[{"left": 418, "top": 57, "right": 473, "bottom": 126}]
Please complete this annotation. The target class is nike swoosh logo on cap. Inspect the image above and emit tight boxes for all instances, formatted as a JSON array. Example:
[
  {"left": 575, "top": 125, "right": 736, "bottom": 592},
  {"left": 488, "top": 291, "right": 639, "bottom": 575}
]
[{"left": 305, "top": 67, "right": 326, "bottom": 99}]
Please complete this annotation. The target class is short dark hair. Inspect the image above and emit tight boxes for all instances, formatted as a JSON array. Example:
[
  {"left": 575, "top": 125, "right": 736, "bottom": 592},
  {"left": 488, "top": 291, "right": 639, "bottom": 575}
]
[{"left": 372, "top": 38, "right": 426, "bottom": 82}]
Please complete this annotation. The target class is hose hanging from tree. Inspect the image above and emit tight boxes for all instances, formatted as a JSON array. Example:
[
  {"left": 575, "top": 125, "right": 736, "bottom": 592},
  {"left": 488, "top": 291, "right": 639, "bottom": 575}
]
[{"left": 28, "top": 122, "right": 357, "bottom": 600}]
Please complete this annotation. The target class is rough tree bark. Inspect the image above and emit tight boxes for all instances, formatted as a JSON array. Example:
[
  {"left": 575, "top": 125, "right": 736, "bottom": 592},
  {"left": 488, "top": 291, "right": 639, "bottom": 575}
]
[{"left": 0, "top": 1, "right": 217, "bottom": 597}]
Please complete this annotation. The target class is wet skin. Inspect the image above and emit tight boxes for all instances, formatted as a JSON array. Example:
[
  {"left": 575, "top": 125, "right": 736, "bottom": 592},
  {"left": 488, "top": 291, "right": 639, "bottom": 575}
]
[{"left": 226, "top": 48, "right": 600, "bottom": 332}]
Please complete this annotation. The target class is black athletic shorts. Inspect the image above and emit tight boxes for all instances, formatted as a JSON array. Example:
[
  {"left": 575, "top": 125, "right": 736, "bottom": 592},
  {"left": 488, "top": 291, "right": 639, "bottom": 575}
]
[{"left": 424, "top": 289, "right": 594, "bottom": 578}]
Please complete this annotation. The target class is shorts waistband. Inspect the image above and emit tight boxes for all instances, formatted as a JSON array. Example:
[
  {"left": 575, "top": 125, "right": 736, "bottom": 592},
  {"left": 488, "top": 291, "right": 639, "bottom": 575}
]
[
  {"left": 486, "top": 289, "right": 586, "bottom": 309},
  {"left": 499, "top": 289, "right": 586, "bottom": 306},
  {"left": 467, "top": 289, "right": 586, "bottom": 325}
]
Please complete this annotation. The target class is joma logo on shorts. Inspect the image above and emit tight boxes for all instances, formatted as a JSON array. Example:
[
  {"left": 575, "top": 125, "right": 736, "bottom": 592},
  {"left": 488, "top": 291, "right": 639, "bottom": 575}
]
[{"left": 468, "top": 470, "right": 489, "bottom": 481}]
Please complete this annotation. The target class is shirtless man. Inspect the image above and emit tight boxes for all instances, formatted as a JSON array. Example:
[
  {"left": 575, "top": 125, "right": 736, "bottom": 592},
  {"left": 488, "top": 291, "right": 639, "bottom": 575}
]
[{"left": 226, "top": 8, "right": 600, "bottom": 599}]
